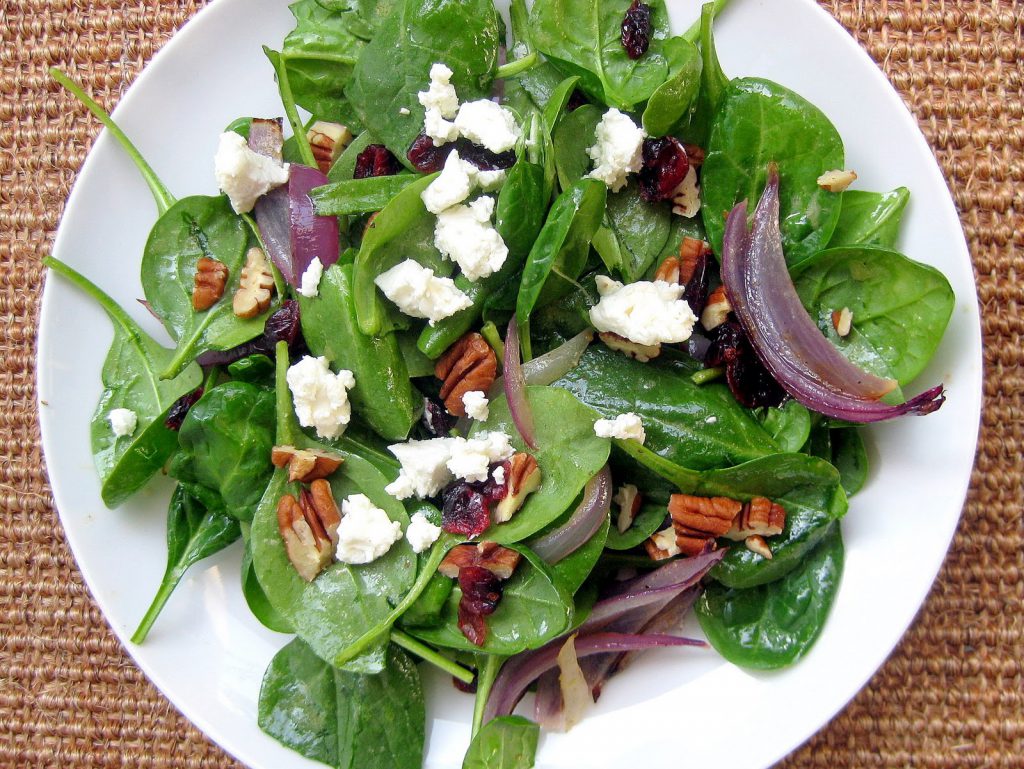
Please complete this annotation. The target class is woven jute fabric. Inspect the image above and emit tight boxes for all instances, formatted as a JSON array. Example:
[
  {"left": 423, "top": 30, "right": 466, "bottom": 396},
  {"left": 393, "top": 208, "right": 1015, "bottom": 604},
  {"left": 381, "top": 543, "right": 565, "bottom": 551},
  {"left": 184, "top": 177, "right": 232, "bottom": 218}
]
[{"left": 1, "top": 0, "right": 1020, "bottom": 766}]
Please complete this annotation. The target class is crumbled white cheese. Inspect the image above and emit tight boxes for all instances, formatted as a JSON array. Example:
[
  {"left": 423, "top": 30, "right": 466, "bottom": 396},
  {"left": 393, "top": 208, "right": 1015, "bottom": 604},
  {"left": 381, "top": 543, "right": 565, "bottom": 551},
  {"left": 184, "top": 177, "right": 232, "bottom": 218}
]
[
  {"left": 492, "top": 464, "right": 506, "bottom": 484},
  {"left": 214, "top": 131, "right": 290, "bottom": 214},
  {"left": 421, "top": 150, "right": 478, "bottom": 214},
  {"left": 594, "top": 412, "right": 646, "bottom": 444},
  {"left": 297, "top": 258, "right": 324, "bottom": 298},
  {"left": 419, "top": 63, "right": 460, "bottom": 146},
  {"left": 424, "top": 109, "right": 460, "bottom": 145},
  {"left": 589, "top": 276, "right": 698, "bottom": 346},
  {"left": 386, "top": 438, "right": 455, "bottom": 500},
  {"left": 434, "top": 196, "right": 509, "bottom": 281},
  {"left": 286, "top": 356, "right": 356, "bottom": 440},
  {"left": 335, "top": 494, "right": 403, "bottom": 564},
  {"left": 399, "top": 107, "right": 411, "bottom": 116},
  {"left": 374, "top": 259, "right": 472, "bottom": 325},
  {"left": 454, "top": 99, "right": 522, "bottom": 154},
  {"left": 405, "top": 511, "right": 442, "bottom": 554},
  {"left": 108, "top": 408, "right": 137, "bottom": 437},
  {"left": 447, "top": 431, "right": 515, "bottom": 483},
  {"left": 475, "top": 169, "right": 507, "bottom": 192},
  {"left": 587, "top": 109, "right": 646, "bottom": 193},
  {"left": 462, "top": 390, "right": 490, "bottom": 421}
]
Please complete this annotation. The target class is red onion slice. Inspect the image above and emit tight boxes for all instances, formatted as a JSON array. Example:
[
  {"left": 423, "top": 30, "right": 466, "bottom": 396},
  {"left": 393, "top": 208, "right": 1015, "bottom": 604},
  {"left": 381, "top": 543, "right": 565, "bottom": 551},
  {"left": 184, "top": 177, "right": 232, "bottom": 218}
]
[
  {"left": 489, "top": 330, "right": 593, "bottom": 399},
  {"left": 721, "top": 166, "right": 945, "bottom": 422},
  {"left": 254, "top": 187, "right": 293, "bottom": 283},
  {"left": 529, "top": 466, "right": 611, "bottom": 564},
  {"left": 504, "top": 319, "right": 539, "bottom": 450},
  {"left": 289, "top": 164, "right": 340, "bottom": 285}
]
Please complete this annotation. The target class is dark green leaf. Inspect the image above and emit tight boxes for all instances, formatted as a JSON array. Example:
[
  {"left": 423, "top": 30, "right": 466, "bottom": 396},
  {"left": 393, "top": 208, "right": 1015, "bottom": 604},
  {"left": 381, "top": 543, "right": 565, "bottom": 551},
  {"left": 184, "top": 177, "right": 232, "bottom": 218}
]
[
  {"left": 546, "top": 515, "right": 610, "bottom": 594},
  {"left": 642, "top": 36, "right": 702, "bottom": 137},
  {"left": 241, "top": 539, "right": 294, "bottom": 633},
  {"left": 604, "top": 503, "right": 667, "bottom": 550},
  {"left": 680, "top": 1, "right": 729, "bottom": 146},
  {"left": 463, "top": 716, "right": 539, "bottom": 769},
  {"left": 759, "top": 401, "right": 812, "bottom": 454},
  {"left": 311, "top": 174, "right": 417, "bottom": 216},
  {"left": 827, "top": 187, "right": 910, "bottom": 249}
]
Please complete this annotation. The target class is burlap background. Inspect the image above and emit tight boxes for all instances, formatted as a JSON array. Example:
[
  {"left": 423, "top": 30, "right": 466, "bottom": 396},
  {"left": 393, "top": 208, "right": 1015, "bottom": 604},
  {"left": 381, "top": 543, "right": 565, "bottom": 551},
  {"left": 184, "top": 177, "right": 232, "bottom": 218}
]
[{"left": 1, "top": 0, "right": 1020, "bottom": 766}]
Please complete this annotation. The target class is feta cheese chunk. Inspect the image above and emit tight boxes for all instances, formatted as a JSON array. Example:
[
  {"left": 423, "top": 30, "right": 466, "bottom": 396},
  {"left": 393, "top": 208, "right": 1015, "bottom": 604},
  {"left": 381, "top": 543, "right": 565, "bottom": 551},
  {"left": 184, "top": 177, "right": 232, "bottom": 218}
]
[
  {"left": 589, "top": 276, "right": 698, "bottom": 346},
  {"left": 454, "top": 99, "right": 522, "bottom": 154},
  {"left": 421, "top": 150, "right": 478, "bottom": 214},
  {"left": 405, "top": 512, "right": 442, "bottom": 554},
  {"left": 587, "top": 109, "right": 646, "bottom": 193},
  {"left": 419, "top": 63, "right": 460, "bottom": 146},
  {"left": 374, "top": 259, "right": 472, "bottom": 325},
  {"left": 434, "top": 196, "right": 509, "bottom": 281},
  {"left": 447, "top": 431, "right": 515, "bottom": 483},
  {"left": 475, "top": 168, "right": 507, "bottom": 192},
  {"left": 108, "top": 408, "right": 137, "bottom": 437},
  {"left": 386, "top": 438, "right": 455, "bottom": 500},
  {"left": 214, "top": 131, "right": 290, "bottom": 214},
  {"left": 462, "top": 390, "right": 489, "bottom": 421},
  {"left": 297, "top": 258, "right": 324, "bottom": 298},
  {"left": 594, "top": 412, "right": 646, "bottom": 444},
  {"left": 335, "top": 494, "right": 403, "bottom": 564},
  {"left": 424, "top": 109, "right": 460, "bottom": 145},
  {"left": 286, "top": 356, "right": 356, "bottom": 440}
]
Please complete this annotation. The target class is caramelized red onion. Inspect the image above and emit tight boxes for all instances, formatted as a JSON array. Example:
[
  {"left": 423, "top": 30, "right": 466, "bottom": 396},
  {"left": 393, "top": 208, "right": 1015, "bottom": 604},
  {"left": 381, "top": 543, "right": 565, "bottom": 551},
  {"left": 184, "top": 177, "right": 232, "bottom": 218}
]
[
  {"left": 529, "top": 466, "right": 612, "bottom": 564},
  {"left": 289, "top": 164, "right": 340, "bottom": 284},
  {"left": 504, "top": 320, "right": 538, "bottom": 450},
  {"left": 721, "top": 166, "right": 945, "bottom": 422}
]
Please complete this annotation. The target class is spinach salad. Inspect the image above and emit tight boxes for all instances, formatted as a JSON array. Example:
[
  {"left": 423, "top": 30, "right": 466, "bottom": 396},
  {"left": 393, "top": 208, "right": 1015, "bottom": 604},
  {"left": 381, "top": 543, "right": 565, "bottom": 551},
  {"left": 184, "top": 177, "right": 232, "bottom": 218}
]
[{"left": 46, "top": 0, "right": 955, "bottom": 766}]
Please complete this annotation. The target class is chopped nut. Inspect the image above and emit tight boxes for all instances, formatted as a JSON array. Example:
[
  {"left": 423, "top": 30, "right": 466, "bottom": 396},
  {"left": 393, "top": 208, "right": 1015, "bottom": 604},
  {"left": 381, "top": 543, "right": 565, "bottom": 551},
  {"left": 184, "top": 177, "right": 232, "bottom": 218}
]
[
  {"left": 192, "top": 257, "right": 229, "bottom": 311},
  {"left": 674, "top": 528, "right": 718, "bottom": 557},
  {"left": 250, "top": 118, "right": 284, "bottom": 164},
  {"left": 744, "top": 535, "right": 773, "bottom": 559},
  {"left": 438, "top": 541, "right": 522, "bottom": 580},
  {"left": 654, "top": 256, "right": 682, "bottom": 284},
  {"left": 832, "top": 307, "right": 853, "bottom": 337},
  {"left": 305, "top": 479, "right": 341, "bottom": 548},
  {"left": 670, "top": 165, "right": 701, "bottom": 217},
  {"left": 724, "top": 497, "right": 786, "bottom": 540},
  {"left": 598, "top": 331, "right": 661, "bottom": 362},
  {"left": 307, "top": 121, "right": 353, "bottom": 174},
  {"left": 701, "top": 285, "right": 732, "bottom": 331},
  {"left": 435, "top": 332, "right": 498, "bottom": 417},
  {"left": 613, "top": 484, "right": 641, "bottom": 533},
  {"left": 644, "top": 527, "right": 681, "bottom": 560},
  {"left": 277, "top": 492, "right": 333, "bottom": 582},
  {"left": 493, "top": 453, "right": 542, "bottom": 524},
  {"left": 669, "top": 494, "right": 742, "bottom": 537},
  {"left": 233, "top": 247, "right": 275, "bottom": 319},
  {"left": 271, "top": 444, "right": 344, "bottom": 483},
  {"left": 817, "top": 169, "right": 858, "bottom": 193}
]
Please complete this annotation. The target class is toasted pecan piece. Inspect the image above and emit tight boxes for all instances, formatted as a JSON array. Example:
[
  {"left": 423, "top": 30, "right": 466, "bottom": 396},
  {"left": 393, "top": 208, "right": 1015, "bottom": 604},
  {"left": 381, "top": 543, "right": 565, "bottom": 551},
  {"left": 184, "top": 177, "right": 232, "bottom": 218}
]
[
  {"left": 233, "top": 247, "right": 275, "bottom": 319},
  {"left": 435, "top": 333, "right": 497, "bottom": 417},
  {"left": 724, "top": 497, "right": 786, "bottom": 541},
  {"left": 193, "top": 257, "right": 229, "bottom": 311},
  {"left": 492, "top": 453, "right": 542, "bottom": 524},
  {"left": 271, "top": 444, "right": 344, "bottom": 483},
  {"left": 438, "top": 541, "right": 522, "bottom": 580}
]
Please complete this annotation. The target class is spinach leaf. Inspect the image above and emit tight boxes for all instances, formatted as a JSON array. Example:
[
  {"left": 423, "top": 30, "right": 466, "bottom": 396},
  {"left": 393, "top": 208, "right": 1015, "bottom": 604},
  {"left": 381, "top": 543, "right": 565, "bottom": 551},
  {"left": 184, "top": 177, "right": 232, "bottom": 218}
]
[
  {"left": 555, "top": 345, "right": 779, "bottom": 470},
  {"left": 44, "top": 258, "right": 203, "bottom": 508},
  {"left": 463, "top": 716, "right": 539, "bottom": 769},
  {"left": 141, "top": 195, "right": 266, "bottom": 379},
  {"left": 696, "top": 523, "right": 844, "bottom": 669},
  {"left": 680, "top": 1, "right": 729, "bottom": 146},
  {"left": 241, "top": 538, "right": 294, "bottom": 633},
  {"left": 642, "top": 36, "right": 702, "bottom": 137},
  {"left": 474, "top": 387, "right": 611, "bottom": 544},
  {"left": 542, "top": 76, "right": 582, "bottom": 132},
  {"left": 701, "top": 78, "right": 845, "bottom": 267},
  {"left": 506, "top": 0, "right": 569, "bottom": 116},
  {"left": 312, "top": 0, "right": 400, "bottom": 40},
  {"left": 310, "top": 174, "right": 416, "bottom": 216},
  {"left": 227, "top": 353, "right": 275, "bottom": 384},
  {"left": 409, "top": 546, "right": 574, "bottom": 654},
  {"left": 259, "top": 638, "right": 424, "bottom": 769},
  {"left": 346, "top": 0, "right": 501, "bottom": 165},
  {"left": 759, "top": 400, "right": 812, "bottom": 453},
  {"left": 169, "top": 381, "right": 276, "bottom": 522},
  {"left": 529, "top": 0, "right": 672, "bottom": 111},
  {"left": 300, "top": 262, "right": 418, "bottom": 441},
  {"left": 131, "top": 486, "right": 241, "bottom": 643},
  {"left": 546, "top": 515, "right": 610, "bottom": 594},
  {"left": 552, "top": 103, "right": 600, "bottom": 192},
  {"left": 327, "top": 130, "right": 378, "bottom": 182},
  {"left": 604, "top": 503, "right": 666, "bottom": 550},
  {"left": 806, "top": 424, "right": 868, "bottom": 497},
  {"left": 791, "top": 246, "right": 955, "bottom": 387},
  {"left": 497, "top": 160, "right": 549, "bottom": 261},
  {"left": 827, "top": 187, "right": 910, "bottom": 249}
]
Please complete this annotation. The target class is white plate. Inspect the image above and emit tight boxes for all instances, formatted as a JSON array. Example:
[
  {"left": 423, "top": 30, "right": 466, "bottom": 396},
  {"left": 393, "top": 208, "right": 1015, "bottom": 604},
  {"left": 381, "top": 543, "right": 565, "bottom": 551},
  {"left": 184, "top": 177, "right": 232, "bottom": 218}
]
[{"left": 37, "top": 0, "right": 982, "bottom": 767}]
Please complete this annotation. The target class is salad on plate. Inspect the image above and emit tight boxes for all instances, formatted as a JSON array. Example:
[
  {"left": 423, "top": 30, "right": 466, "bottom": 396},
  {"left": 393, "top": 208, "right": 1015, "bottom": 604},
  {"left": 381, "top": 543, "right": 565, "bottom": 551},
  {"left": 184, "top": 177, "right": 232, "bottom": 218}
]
[{"left": 43, "top": 0, "right": 956, "bottom": 766}]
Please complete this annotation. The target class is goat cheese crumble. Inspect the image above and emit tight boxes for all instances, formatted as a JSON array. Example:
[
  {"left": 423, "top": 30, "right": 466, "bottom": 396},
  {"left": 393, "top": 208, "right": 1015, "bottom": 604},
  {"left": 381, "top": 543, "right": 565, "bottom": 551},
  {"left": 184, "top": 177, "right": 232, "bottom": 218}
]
[
  {"left": 108, "top": 408, "right": 137, "bottom": 437},
  {"left": 421, "top": 150, "right": 478, "bottom": 214},
  {"left": 434, "top": 196, "right": 509, "bottom": 281},
  {"left": 418, "top": 63, "right": 460, "bottom": 145},
  {"left": 405, "top": 512, "right": 442, "bottom": 554},
  {"left": 286, "top": 355, "right": 356, "bottom": 440},
  {"left": 297, "top": 258, "right": 324, "bottom": 298},
  {"left": 594, "top": 412, "right": 646, "bottom": 444},
  {"left": 589, "top": 276, "right": 698, "bottom": 346},
  {"left": 214, "top": 131, "right": 290, "bottom": 214},
  {"left": 454, "top": 99, "right": 522, "bottom": 154},
  {"left": 385, "top": 432, "right": 516, "bottom": 499},
  {"left": 447, "top": 431, "right": 514, "bottom": 483},
  {"left": 374, "top": 259, "right": 472, "bottom": 325},
  {"left": 335, "top": 494, "right": 403, "bottom": 564},
  {"left": 462, "top": 390, "right": 489, "bottom": 421},
  {"left": 587, "top": 109, "right": 646, "bottom": 193}
]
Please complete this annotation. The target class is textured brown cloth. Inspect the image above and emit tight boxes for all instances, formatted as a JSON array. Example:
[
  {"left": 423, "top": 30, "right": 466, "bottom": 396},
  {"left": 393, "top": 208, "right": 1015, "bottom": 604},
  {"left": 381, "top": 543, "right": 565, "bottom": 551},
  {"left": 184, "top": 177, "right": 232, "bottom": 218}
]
[{"left": 1, "top": 1, "right": 1020, "bottom": 767}]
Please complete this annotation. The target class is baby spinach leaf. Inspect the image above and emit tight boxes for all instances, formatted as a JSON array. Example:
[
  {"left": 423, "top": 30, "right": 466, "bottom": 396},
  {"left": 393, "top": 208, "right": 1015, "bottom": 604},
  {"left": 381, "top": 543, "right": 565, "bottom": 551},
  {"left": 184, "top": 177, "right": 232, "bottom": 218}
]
[
  {"left": 555, "top": 345, "right": 779, "bottom": 471},
  {"left": 604, "top": 503, "right": 667, "bottom": 550},
  {"left": 310, "top": 174, "right": 417, "bottom": 217},
  {"left": 497, "top": 160, "right": 549, "bottom": 261},
  {"left": 241, "top": 538, "right": 294, "bottom": 633},
  {"left": 327, "top": 130, "right": 378, "bottom": 182},
  {"left": 131, "top": 486, "right": 241, "bottom": 643},
  {"left": 552, "top": 103, "right": 600, "bottom": 192},
  {"left": 701, "top": 78, "right": 845, "bottom": 267},
  {"left": 826, "top": 187, "right": 910, "bottom": 249},
  {"left": 227, "top": 354, "right": 275, "bottom": 384},
  {"left": 300, "top": 262, "right": 418, "bottom": 441},
  {"left": 642, "top": 36, "right": 702, "bottom": 137},
  {"left": 44, "top": 258, "right": 203, "bottom": 508},
  {"left": 346, "top": 0, "right": 501, "bottom": 165},
  {"left": 806, "top": 424, "right": 868, "bottom": 497},
  {"left": 141, "top": 195, "right": 267, "bottom": 379},
  {"left": 473, "top": 387, "right": 611, "bottom": 544},
  {"left": 529, "top": 0, "right": 672, "bottom": 111},
  {"left": 680, "top": 1, "right": 730, "bottom": 146},
  {"left": 463, "top": 716, "right": 539, "bottom": 769},
  {"left": 542, "top": 76, "right": 582, "bottom": 132},
  {"left": 506, "top": 0, "right": 569, "bottom": 116},
  {"left": 696, "top": 523, "right": 844, "bottom": 669},
  {"left": 545, "top": 515, "right": 610, "bottom": 594},
  {"left": 399, "top": 570, "right": 455, "bottom": 628},
  {"left": 169, "top": 381, "right": 276, "bottom": 522},
  {"left": 791, "top": 246, "right": 955, "bottom": 387},
  {"left": 759, "top": 401, "right": 812, "bottom": 453},
  {"left": 259, "top": 638, "right": 424, "bottom": 769},
  {"left": 313, "top": 0, "right": 400, "bottom": 40}
]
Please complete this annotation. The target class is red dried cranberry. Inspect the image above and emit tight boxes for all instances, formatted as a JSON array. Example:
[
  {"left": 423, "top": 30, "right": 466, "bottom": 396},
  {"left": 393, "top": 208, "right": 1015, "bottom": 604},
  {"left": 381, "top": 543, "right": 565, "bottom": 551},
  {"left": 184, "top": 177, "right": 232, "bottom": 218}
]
[
  {"left": 353, "top": 144, "right": 401, "bottom": 179},
  {"left": 566, "top": 88, "right": 589, "bottom": 112},
  {"left": 479, "top": 461, "right": 509, "bottom": 505},
  {"left": 681, "top": 249, "right": 709, "bottom": 319},
  {"left": 441, "top": 482, "right": 491, "bottom": 537},
  {"left": 407, "top": 134, "right": 517, "bottom": 174},
  {"left": 706, "top": 321, "right": 786, "bottom": 409},
  {"left": 638, "top": 137, "right": 689, "bottom": 203},
  {"left": 422, "top": 397, "right": 458, "bottom": 437},
  {"left": 407, "top": 133, "right": 452, "bottom": 173},
  {"left": 452, "top": 674, "right": 478, "bottom": 693},
  {"left": 457, "top": 565, "right": 504, "bottom": 646},
  {"left": 456, "top": 140, "right": 516, "bottom": 172},
  {"left": 164, "top": 387, "right": 204, "bottom": 431},
  {"left": 195, "top": 300, "right": 304, "bottom": 367},
  {"left": 621, "top": 0, "right": 653, "bottom": 59}
]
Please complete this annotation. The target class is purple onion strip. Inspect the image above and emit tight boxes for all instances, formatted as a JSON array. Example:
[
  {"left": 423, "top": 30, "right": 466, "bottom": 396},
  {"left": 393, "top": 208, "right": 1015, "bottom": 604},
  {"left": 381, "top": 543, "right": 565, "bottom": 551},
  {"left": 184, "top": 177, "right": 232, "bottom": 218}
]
[
  {"left": 529, "top": 466, "right": 611, "bottom": 564},
  {"left": 504, "top": 319, "right": 538, "bottom": 450},
  {"left": 289, "top": 164, "right": 340, "bottom": 284}
]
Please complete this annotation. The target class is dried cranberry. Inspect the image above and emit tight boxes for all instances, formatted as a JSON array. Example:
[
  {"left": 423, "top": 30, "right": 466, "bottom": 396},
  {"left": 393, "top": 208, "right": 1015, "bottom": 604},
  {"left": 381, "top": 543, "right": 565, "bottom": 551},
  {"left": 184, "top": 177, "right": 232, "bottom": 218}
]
[
  {"left": 457, "top": 565, "right": 504, "bottom": 646},
  {"left": 566, "top": 88, "right": 589, "bottom": 112},
  {"left": 638, "top": 137, "right": 689, "bottom": 203},
  {"left": 441, "top": 482, "right": 492, "bottom": 537},
  {"left": 456, "top": 140, "right": 516, "bottom": 172},
  {"left": 422, "top": 397, "right": 458, "bottom": 437},
  {"left": 407, "top": 134, "right": 452, "bottom": 173},
  {"left": 706, "top": 321, "right": 786, "bottom": 409},
  {"left": 164, "top": 387, "right": 204, "bottom": 430},
  {"left": 354, "top": 144, "right": 401, "bottom": 179},
  {"left": 621, "top": 0, "right": 653, "bottom": 60},
  {"left": 407, "top": 134, "right": 516, "bottom": 174},
  {"left": 681, "top": 250, "right": 710, "bottom": 319},
  {"left": 452, "top": 674, "right": 478, "bottom": 693},
  {"left": 195, "top": 300, "right": 305, "bottom": 367}
]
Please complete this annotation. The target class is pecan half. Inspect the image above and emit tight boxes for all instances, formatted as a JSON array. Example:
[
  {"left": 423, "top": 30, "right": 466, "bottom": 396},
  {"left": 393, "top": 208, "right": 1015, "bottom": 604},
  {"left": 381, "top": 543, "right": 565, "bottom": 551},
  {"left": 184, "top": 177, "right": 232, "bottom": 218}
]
[
  {"left": 724, "top": 497, "right": 786, "bottom": 541},
  {"left": 492, "top": 453, "right": 542, "bottom": 524},
  {"left": 669, "top": 494, "right": 742, "bottom": 536},
  {"left": 192, "top": 257, "right": 229, "bottom": 311},
  {"left": 598, "top": 331, "right": 661, "bottom": 363},
  {"left": 307, "top": 121, "right": 352, "bottom": 174},
  {"left": 613, "top": 484, "right": 641, "bottom": 533},
  {"left": 701, "top": 285, "right": 732, "bottom": 331},
  {"left": 438, "top": 541, "right": 522, "bottom": 580},
  {"left": 277, "top": 484, "right": 341, "bottom": 582},
  {"left": 271, "top": 444, "right": 344, "bottom": 483},
  {"left": 435, "top": 332, "right": 497, "bottom": 416},
  {"left": 233, "top": 247, "right": 275, "bottom": 319}
]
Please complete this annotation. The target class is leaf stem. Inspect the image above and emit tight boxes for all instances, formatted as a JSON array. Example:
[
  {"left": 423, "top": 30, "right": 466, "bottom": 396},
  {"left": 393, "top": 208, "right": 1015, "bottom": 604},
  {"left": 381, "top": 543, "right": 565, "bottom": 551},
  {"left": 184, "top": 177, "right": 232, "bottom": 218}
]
[
  {"left": 274, "top": 341, "right": 302, "bottom": 446},
  {"left": 480, "top": 321, "right": 505, "bottom": 365},
  {"left": 681, "top": 0, "right": 732, "bottom": 44},
  {"left": 472, "top": 654, "right": 506, "bottom": 736},
  {"left": 49, "top": 68, "right": 175, "bottom": 215},
  {"left": 691, "top": 366, "right": 724, "bottom": 385},
  {"left": 130, "top": 568, "right": 182, "bottom": 643},
  {"left": 390, "top": 630, "right": 475, "bottom": 684},
  {"left": 264, "top": 47, "right": 317, "bottom": 169},
  {"left": 495, "top": 52, "right": 539, "bottom": 80}
]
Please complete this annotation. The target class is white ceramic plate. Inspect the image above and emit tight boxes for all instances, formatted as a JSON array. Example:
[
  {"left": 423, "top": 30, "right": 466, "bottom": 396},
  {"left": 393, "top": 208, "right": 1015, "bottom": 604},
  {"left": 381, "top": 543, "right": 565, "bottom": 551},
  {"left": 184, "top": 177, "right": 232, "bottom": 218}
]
[{"left": 37, "top": 0, "right": 982, "bottom": 767}]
